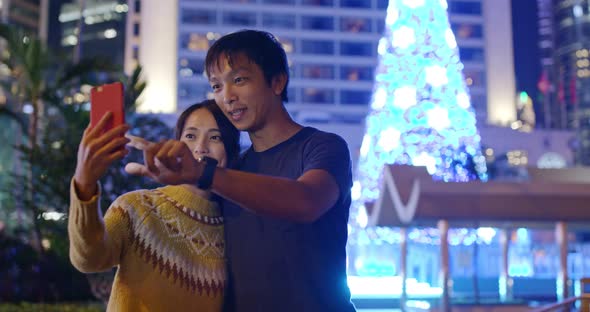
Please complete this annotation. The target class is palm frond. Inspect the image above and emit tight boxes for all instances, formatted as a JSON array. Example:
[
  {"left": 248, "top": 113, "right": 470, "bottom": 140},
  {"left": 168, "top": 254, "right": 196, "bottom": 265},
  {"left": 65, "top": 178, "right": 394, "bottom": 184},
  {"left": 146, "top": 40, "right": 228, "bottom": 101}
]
[
  {"left": 124, "top": 65, "right": 146, "bottom": 114},
  {"left": 55, "top": 57, "right": 120, "bottom": 88}
]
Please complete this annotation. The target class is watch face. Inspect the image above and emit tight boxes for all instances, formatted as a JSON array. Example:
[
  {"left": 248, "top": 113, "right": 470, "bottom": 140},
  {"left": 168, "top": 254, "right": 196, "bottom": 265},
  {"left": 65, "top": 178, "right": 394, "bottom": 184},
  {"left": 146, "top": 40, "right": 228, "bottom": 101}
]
[{"left": 200, "top": 156, "right": 219, "bottom": 166}]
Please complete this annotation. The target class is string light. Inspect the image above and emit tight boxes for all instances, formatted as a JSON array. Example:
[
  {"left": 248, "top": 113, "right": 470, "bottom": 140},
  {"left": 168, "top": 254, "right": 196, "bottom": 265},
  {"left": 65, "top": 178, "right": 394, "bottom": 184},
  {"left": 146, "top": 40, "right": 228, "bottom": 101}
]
[{"left": 351, "top": 0, "right": 488, "bottom": 230}]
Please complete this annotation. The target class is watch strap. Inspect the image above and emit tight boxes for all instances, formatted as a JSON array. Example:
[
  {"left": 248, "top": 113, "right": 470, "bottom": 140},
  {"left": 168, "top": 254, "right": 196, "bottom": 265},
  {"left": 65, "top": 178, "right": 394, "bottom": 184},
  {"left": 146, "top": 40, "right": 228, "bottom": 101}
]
[{"left": 197, "top": 156, "right": 218, "bottom": 189}]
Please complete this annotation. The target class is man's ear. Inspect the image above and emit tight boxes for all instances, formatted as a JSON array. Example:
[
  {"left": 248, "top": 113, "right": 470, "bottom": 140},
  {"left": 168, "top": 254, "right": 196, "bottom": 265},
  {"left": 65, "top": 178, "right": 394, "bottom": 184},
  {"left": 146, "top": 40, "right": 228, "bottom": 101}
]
[{"left": 271, "top": 73, "right": 287, "bottom": 97}]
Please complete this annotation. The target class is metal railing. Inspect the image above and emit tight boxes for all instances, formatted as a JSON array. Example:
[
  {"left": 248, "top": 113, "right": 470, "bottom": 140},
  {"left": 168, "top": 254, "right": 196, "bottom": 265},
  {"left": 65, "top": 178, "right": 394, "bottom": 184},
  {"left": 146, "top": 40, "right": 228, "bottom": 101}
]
[{"left": 530, "top": 294, "right": 590, "bottom": 312}]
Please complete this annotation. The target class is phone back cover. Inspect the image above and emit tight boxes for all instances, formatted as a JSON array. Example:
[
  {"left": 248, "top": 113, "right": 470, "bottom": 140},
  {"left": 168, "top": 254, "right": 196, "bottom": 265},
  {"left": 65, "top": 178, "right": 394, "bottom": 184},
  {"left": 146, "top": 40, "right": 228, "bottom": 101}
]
[{"left": 90, "top": 82, "right": 125, "bottom": 130}]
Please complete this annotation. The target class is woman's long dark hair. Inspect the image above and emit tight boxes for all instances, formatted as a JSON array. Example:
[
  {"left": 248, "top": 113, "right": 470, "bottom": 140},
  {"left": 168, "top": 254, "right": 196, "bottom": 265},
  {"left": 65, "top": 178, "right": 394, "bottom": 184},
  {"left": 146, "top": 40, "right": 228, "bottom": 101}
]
[{"left": 175, "top": 99, "right": 240, "bottom": 167}]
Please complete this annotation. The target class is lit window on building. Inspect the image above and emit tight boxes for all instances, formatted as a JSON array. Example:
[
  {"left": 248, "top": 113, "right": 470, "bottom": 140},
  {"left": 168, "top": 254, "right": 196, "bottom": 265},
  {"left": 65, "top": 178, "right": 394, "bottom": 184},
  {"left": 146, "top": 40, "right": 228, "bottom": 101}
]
[
  {"left": 340, "top": 66, "right": 374, "bottom": 81},
  {"left": 263, "top": 13, "right": 295, "bottom": 29},
  {"left": 576, "top": 49, "right": 590, "bottom": 78},
  {"left": 576, "top": 49, "right": 589, "bottom": 58},
  {"left": 340, "top": 17, "right": 371, "bottom": 33},
  {"left": 301, "top": 64, "right": 334, "bottom": 79},
  {"left": 301, "top": 16, "right": 334, "bottom": 31},
  {"left": 184, "top": 33, "right": 210, "bottom": 51},
  {"left": 62, "top": 34, "right": 78, "bottom": 46},
  {"left": 484, "top": 148, "right": 495, "bottom": 162},
  {"left": 537, "top": 152, "right": 567, "bottom": 169},
  {"left": 103, "top": 28, "right": 117, "bottom": 39},
  {"left": 506, "top": 150, "right": 528, "bottom": 166},
  {"left": 223, "top": 11, "right": 257, "bottom": 26},
  {"left": 302, "top": 88, "right": 334, "bottom": 104},
  {"left": 573, "top": 4, "right": 584, "bottom": 18},
  {"left": 451, "top": 23, "right": 483, "bottom": 39}
]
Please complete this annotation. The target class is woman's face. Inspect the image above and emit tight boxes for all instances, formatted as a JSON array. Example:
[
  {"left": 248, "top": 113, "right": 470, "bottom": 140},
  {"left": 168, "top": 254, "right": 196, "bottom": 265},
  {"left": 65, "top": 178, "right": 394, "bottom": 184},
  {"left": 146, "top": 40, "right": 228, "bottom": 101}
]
[{"left": 179, "top": 108, "right": 227, "bottom": 168}]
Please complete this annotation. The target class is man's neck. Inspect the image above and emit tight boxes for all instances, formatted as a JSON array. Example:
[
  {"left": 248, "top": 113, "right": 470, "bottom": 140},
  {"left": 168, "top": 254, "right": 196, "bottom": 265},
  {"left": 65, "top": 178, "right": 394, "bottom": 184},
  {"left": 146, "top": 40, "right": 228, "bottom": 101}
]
[{"left": 249, "top": 114, "right": 303, "bottom": 152}]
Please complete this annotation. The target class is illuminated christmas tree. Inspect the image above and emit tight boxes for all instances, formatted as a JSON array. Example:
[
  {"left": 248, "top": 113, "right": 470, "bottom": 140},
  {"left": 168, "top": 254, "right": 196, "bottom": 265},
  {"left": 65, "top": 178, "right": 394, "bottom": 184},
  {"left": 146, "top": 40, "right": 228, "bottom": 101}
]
[{"left": 351, "top": 0, "right": 488, "bottom": 226}]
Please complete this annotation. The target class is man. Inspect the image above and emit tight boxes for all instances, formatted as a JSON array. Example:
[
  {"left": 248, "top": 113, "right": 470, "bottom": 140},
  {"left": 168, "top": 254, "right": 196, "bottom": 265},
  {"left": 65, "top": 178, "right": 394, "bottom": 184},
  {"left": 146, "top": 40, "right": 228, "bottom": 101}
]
[{"left": 127, "top": 30, "right": 356, "bottom": 311}]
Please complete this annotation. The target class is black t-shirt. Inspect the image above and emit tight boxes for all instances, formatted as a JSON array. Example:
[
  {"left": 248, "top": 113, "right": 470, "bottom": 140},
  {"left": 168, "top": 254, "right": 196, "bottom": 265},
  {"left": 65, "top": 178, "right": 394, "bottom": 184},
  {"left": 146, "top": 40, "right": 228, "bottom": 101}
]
[{"left": 223, "top": 127, "right": 356, "bottom": 312}]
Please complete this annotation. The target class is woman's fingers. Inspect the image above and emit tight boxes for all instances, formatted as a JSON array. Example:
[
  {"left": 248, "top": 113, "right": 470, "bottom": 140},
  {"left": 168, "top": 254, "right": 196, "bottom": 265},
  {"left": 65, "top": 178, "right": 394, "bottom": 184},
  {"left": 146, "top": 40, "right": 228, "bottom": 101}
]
[
  {"left": 125, "top": 134, "right": 154, "bottom": 150},
  {"left": 86, "top": 111, "right": 113, "bottom": 139},
  {"left": 91, "top": 124, "right": 129, "bottom": 150},
  {"left": 97, "top": 136, "right": 130, "bottom": 158},
  {"left": 105, "top": 147, "right": 130, "bottom": 164}
]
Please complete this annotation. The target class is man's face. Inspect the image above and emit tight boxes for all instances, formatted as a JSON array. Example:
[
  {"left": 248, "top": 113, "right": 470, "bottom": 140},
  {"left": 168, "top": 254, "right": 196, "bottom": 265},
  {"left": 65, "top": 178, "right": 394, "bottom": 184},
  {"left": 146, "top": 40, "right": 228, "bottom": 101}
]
[{"left": 208, "top": 53, "right": 284, "bottom": 133}]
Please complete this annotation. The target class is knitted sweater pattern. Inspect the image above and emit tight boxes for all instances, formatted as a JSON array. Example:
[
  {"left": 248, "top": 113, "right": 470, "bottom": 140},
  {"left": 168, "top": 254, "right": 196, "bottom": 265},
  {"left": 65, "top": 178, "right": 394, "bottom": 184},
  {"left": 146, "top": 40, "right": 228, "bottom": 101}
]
[{"left": 68, "top": 182, "right": 225, "bottom": 311}]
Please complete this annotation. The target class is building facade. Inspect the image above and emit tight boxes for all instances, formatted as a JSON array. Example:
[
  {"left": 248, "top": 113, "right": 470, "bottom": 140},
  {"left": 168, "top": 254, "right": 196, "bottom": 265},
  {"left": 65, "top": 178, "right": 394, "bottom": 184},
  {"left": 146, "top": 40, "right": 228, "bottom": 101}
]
[
  {"left": 132, "top": 0, "right": 515, "bottom": 126},
  {"left": 57, "top": 0, "right": 128, "bottom": 65},
  {"left": 537, "top": 0, "right": 590, "bottom": 164},
  {"left": 1, "top": 0, "right": 48, "bottom": 39}
]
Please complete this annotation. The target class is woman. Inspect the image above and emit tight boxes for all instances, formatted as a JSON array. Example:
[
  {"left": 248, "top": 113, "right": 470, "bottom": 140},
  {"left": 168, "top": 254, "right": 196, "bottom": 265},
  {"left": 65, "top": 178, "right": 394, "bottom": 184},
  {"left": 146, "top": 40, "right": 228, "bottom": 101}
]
[{"left": 68, "top": 99, "right": 239, "bottom": 311}]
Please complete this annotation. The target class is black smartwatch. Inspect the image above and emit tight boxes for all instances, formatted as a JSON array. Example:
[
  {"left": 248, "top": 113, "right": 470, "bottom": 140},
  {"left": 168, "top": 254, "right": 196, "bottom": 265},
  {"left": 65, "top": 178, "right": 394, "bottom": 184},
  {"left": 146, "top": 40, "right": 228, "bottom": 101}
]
[{"left": 197, "top": 156, "right": 218, "bottom": 190}]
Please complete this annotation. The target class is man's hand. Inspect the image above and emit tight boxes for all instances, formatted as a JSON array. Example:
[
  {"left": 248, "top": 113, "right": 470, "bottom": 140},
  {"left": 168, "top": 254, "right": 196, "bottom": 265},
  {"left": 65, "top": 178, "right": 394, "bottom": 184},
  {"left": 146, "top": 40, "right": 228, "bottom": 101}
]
[{"left": 125, "top": 135, "right": 203, "bottom": 185}]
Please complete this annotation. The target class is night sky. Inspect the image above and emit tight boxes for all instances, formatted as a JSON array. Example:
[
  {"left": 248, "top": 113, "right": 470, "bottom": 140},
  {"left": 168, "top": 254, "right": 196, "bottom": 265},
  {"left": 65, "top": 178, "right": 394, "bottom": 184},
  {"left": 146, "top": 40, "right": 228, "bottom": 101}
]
[{"left": 511, "top": 0, "right": 541, "bottom": 103}]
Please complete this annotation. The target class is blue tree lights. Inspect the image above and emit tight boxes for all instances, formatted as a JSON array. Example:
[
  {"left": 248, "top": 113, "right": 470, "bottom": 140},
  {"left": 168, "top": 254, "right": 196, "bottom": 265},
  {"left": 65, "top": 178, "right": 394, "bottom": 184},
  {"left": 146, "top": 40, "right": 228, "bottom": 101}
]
[{"left": 351, "top": 0, "right": 488, "bottom": 227}]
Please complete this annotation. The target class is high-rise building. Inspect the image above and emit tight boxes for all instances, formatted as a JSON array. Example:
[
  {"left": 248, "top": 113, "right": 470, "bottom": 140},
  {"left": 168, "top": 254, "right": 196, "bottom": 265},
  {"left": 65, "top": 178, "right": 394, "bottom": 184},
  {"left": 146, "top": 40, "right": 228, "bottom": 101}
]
[
  {"left": 56, "top": 0, "right": 128, "bottom": 66},
  {"left": 1, "top": 0, "right": 49, "bottom": 38},
  {"left": 133, "top": 0, "right": 516, "bottom": 129},
  {"left": 124, "top": 0, "right": 177, "bottom": 113},
  {"left": 537, "top": 0, "right": 590, "bottom": 163},
  {"left": 537, "top": 0, "right": 560, "bottom": 128},
  {"left": 554, "top": 0, "right": 590, "bottom": 164}
]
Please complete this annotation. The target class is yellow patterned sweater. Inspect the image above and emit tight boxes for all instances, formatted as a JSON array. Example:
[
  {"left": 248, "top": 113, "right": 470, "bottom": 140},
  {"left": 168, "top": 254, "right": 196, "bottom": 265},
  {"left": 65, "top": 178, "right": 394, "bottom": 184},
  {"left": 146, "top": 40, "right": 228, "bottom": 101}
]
[{"left": 68, "top": 180, "right": 225, "bottom": 312}]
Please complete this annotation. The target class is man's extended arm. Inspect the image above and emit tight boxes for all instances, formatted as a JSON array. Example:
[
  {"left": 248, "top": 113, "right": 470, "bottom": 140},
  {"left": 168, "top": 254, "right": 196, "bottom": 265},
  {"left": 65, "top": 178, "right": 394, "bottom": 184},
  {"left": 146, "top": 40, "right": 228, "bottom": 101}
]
[
  {"left": 125, "top": 135, "right": 345, "bottom": 223},
  {"left": 212, "top": 167, "right": 339, "bottom": 222}
]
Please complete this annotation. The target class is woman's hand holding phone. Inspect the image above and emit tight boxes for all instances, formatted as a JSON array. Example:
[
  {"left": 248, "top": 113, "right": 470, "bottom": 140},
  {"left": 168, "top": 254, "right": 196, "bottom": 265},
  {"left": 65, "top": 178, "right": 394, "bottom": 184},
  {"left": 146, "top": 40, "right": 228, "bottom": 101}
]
[{"left": 73, "top": 112, "right": 130, "bottom": 201}]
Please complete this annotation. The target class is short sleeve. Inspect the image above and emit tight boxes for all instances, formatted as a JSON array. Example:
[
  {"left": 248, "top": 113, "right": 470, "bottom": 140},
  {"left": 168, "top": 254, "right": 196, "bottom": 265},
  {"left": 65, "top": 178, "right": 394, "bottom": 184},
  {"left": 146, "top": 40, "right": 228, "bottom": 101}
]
[{"left": 302, "top": 132, "right": 352, "bottom": 203}]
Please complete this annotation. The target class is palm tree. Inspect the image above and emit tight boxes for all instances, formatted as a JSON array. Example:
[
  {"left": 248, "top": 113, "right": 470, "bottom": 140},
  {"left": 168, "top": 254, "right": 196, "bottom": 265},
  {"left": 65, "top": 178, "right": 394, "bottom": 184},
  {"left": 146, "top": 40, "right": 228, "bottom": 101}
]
[
  {"left": 0, "top": 23, "right": 177, "bottom": 302},
  {"left": 0, "top": 23, "right": 117, "bottom": 252}
]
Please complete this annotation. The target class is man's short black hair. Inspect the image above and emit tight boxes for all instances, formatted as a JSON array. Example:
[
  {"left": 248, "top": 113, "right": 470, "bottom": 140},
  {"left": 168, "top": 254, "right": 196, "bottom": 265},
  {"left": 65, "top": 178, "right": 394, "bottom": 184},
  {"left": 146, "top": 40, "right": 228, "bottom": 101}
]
[{"left": 205, "top": 29, "right": 289, "bottom": 102}]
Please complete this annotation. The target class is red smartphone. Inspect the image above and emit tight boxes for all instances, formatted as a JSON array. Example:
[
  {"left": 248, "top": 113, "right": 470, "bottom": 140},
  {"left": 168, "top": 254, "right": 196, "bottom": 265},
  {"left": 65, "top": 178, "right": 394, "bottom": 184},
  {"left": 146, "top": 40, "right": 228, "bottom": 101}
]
[{"left": 90, "top": 82, "right": 125, "bottom": 132}]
